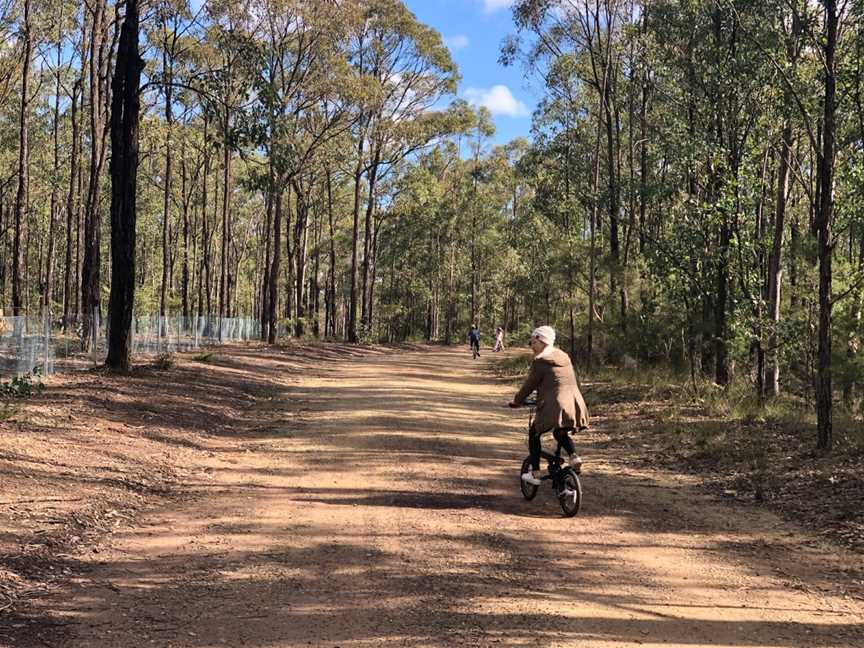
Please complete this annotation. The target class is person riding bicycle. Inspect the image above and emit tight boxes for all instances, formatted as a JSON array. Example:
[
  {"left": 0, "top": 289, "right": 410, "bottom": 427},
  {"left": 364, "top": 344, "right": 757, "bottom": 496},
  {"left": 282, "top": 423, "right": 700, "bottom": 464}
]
[
  {"left": 468, "top": 325, "right": 481, "bottom": 358},
  {"left": 508, "top": 326, "right": 589, "bottom": 485}
]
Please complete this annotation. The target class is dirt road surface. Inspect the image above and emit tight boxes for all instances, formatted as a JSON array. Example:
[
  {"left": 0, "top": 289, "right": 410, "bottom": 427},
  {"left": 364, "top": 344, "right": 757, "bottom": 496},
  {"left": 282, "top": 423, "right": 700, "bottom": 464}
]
[{"left": 17, "top": 346, "right": 864, "bottom": 647}]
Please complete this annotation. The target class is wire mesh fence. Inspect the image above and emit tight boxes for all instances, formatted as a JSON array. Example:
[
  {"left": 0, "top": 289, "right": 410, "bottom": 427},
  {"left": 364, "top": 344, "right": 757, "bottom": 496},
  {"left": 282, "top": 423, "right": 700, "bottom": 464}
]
[{"left": 0, "top": 310, "right": 262, "bottom": 380}]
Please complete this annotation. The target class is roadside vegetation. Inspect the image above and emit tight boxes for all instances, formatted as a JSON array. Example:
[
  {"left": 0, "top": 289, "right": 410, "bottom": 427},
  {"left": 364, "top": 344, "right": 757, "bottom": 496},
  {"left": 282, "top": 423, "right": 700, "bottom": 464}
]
[{"left": 495, "top": 351, "right": 864, "bottom": 554}]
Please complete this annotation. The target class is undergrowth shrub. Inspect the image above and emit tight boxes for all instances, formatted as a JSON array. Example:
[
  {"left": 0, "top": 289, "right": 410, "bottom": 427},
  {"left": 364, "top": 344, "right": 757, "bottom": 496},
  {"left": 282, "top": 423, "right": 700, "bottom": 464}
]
[
  {"left": 0, "top": 372, "right": 44, "bottom": 398},
  {"left": 494, "top": 353, "right": 532, "bottom": 377},
  {"left": 154, "top": 353, "right": 175, "bottom": 370}
]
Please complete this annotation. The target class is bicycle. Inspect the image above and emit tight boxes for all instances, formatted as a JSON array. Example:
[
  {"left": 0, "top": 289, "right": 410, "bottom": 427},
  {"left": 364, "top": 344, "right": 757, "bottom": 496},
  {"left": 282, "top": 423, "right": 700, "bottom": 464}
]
[{"left": 515, "top": 399, "right": 582, "bottom": 517}]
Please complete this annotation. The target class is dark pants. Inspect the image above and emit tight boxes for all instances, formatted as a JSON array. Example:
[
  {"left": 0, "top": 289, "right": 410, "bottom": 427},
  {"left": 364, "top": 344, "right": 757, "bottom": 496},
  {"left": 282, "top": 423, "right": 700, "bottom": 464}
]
[{"left": 528, "top": 426, "right": 576, "bottom": 471}]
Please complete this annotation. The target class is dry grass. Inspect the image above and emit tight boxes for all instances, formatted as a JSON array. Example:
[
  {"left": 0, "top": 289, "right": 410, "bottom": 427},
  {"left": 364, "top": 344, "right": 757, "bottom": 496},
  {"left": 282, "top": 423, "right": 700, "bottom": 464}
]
[{"left": 494, "top": 356, "right": 864, "bottom": 553}]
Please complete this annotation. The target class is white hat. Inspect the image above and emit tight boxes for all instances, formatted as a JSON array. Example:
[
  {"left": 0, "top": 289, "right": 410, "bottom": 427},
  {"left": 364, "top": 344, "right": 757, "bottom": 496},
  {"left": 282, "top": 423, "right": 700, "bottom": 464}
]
[{"left": 531, "top": 326, "right": 555, "bottom": 346}]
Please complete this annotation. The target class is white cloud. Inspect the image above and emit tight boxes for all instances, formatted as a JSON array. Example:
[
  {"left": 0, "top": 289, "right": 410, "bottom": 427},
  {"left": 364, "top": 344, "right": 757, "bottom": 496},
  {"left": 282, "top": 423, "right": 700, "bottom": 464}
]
[
  {"left": 464, "top": 85, "right": 530, "bottom": 118},
  {"left": 483, "top": 0, "right": 515, "bottom": 13},
  {"left": 444, "top": 34, "right": 470, "bottom": 51}
]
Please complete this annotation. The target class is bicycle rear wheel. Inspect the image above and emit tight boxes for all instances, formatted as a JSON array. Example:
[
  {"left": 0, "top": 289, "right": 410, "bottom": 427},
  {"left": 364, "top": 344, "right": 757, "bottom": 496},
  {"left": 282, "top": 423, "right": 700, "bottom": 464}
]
[
  {"left": 520, "top": 457, "right": 538, "bottom": 500},
  {"left": 558, "top": 470, "right": 582, "bottom": 517}
]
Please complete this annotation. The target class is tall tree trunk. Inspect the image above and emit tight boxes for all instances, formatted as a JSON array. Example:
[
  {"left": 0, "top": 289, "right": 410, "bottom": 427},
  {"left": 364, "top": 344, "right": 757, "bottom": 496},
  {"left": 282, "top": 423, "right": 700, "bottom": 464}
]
[
  {"left": 74, "top": 26, "right": 86, "bottom": 319},
  {"left": 587, "top": 95, "right": 604, "bottom": 370},
  {"left": 202, "top": 116, "right": 212, "bottom": 316},
  {"left": 12, "top": 0, "right": 32, "bottom": 316},
  {"left": 368, "top": 216, "right": 381, "bottom": 334},
  {"left": 312, "top": 203, "right": 321, "bottom": 338},
  {"left": 715, "top": 215, "right": 731, "bottom": 386},
  {"left": 604, "top": 76, "right": 622, "bottom": 326},
  {"left": 46, "top": 21, "right": 63, "bottom": 311},
  {"left": 219, "top": 130, "right": 231, "bottom": 320},
  {"left": 815, "top": 0, "right": 839, "bottom": 451},
  {"left": 753, "top": 148, "right": 771, "bottom": 402},
  {"left": 294, "top": 182, "right": 308, "bottom": 337},
  {"left": 361, "top": 146, "right": 381, "bottom": 331},
  {"left": 106, "top": 0, "right": 142, "bottom": 371},
  {"left": 267, "top": 186, "right": 282, "bottom": 345},
  {"left": 326, "top": 168, "right": 337, "bottom": 339},
  {"left": 767, "top": 9, "right": 802, "bottom": 397},
  {"left": 638, "top": 6, "right": 650, "bottom": 256},
  {"left": 284, "top": 187, "right": 293, "bottom": 323},
  {"left": 64, "top": 74, "right": 82, "bottom": 329},
  {"left": 767, "top": 125, "right": 793, "bottom": 397},
  {"left": 82, "top": 0, "right": 108, "bottom": 349},
  {"left": 181, "top": 149, "right": 190, "bottom": 320},
  {"left": 159, "top": 40, "right": 174, "bottom": 324},
  {"left": 260, "top": 164, "right": 273, "bottom": 340},
  {"left": 195, "top": 170, "right": 203, "bottom": 318},
  {"left": 348, "top": 128, "right": 365, "bottom": 343},
  {"left": 470, "top": 145, "right": 479, "bottom": 327}
]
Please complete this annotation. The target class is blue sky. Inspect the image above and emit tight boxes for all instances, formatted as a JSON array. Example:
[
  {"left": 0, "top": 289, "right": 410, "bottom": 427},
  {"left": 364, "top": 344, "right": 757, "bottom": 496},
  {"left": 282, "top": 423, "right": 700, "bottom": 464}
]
[{"left": 403, "top": 0, "right": 535, "bottom": 145}]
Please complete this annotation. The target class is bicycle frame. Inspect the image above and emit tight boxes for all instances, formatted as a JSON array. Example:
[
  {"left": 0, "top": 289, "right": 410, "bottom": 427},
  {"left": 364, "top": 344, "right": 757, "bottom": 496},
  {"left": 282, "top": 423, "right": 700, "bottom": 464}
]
[
  {"left": 526, "top": 402, "right": 574, "bottom": 483},
  {"left": 518, "top": 397, "right": 582, "bottom": 516}
]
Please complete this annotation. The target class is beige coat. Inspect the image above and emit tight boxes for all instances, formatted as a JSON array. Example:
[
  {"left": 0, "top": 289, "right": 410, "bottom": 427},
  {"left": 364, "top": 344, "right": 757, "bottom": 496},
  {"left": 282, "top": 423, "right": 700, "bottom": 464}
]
[{"left": 514, "top": 348, "right": 589, "bottom": 432}]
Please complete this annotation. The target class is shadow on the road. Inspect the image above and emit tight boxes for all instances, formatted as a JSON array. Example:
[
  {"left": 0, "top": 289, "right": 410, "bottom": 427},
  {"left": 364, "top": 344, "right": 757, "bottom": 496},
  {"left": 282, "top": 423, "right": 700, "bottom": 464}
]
[
  {"left": 6, "top": 346, "right": 861, "bottom": 648},
  {"left": 10, "top": 526, "right": 858, "bottom": 648}
]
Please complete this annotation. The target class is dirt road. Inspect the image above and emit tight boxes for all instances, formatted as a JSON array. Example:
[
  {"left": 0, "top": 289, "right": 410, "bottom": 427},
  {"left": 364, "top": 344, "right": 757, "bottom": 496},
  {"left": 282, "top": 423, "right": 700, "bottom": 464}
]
[{"left": 23, "top": 346, "right": 864, "bottom": 647}]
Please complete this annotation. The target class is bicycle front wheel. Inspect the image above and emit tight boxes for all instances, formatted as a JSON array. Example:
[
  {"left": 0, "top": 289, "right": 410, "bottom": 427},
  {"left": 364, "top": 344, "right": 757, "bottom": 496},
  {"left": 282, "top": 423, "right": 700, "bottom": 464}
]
[
  {"left": 558, "top": 470, "right": 582, "bottom": 517},
  {"left": 520, "top": 457, "right": 538, "bottom": 500}
]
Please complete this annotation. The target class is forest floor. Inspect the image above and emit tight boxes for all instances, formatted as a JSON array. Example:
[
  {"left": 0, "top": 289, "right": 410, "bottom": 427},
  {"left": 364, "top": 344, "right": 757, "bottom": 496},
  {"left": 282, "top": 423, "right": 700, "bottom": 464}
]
[{"left": 0, "top": 343, "right": 863, "bottom": 647}]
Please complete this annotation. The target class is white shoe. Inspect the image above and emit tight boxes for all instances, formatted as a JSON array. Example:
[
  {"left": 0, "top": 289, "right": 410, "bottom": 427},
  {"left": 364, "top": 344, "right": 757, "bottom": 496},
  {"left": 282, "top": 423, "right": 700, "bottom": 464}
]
[
  {"left": 521, "top": 471, "right": 541, "bottom": 485},
  {"left": 570, "top": 456, "right": 583, "bottom": 473}
]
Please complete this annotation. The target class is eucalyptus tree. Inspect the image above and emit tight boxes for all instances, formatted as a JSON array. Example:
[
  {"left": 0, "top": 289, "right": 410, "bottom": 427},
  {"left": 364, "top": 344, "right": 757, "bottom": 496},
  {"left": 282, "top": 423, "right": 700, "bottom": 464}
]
[
  {"left": 81, "top": 0, "right": 113, "bottom": 349},
  {"left": 765, "top": 3, "right": 807, "bottom": 398},
  {"left": 503, "top": 1, "right": 620, "bottom": 367},
  {"left": 505, "top": 0, "right": 634, "bottom": 336},
  {"left": 63, "top": 5, "right": 88, "bottom": 328},
  {"left": 725, "top": 0, "right": 858, "bottom": 448},
  {"left": 652, "top": 0, "right": 779, "bottom": 385},
  {"left": 11, "top": 0, "right": 35, "bottom": 316},
  {"left": 344, "top": 0, "right": 460, "bottom": 342},
  {"left": 0, "top": 3, "right": 18, "bottom": 308},
  {"left": 240, "top": 0, "right": 358, "bottom": 342},
  {"left": 106, "top": 0, "right": 143, "bottom": 371},
  {"left": 148, "top": 0, "right": 196, "bottom": 325},
  {"left": 200, "top": 0, "right": 253, "bottom": 320},
  {"left": 812, "top": 0, "right": 849, "bottom": 450}
]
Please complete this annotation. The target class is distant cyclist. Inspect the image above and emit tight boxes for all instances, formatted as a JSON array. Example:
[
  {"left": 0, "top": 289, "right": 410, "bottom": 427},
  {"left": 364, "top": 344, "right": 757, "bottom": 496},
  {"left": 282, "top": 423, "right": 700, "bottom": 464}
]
[
  {"left": 508, "top": 326, "right": 589, "bottom": 485},
  {"left": 467, "top": 324, "right": 481, "bottom": 359}
]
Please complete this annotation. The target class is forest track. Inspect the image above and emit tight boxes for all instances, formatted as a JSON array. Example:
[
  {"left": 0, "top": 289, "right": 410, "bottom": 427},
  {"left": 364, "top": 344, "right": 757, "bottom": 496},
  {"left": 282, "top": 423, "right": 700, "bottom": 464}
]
[{"left": 8, "top": 345, "right": 864, "bottom": 647}]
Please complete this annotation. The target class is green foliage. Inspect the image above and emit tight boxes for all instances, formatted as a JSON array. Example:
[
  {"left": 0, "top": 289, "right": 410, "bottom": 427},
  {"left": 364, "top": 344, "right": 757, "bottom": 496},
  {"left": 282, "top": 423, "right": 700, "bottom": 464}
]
[
  {"left": 492, "top": 353, "right": 533, "bottom": 378},
  {"left": 1, "top": 373, "right": 44, "bottom": 399}
]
